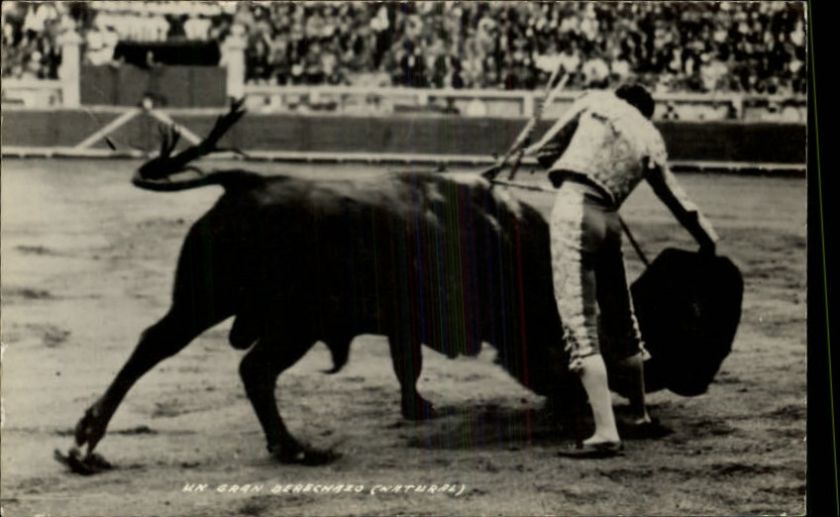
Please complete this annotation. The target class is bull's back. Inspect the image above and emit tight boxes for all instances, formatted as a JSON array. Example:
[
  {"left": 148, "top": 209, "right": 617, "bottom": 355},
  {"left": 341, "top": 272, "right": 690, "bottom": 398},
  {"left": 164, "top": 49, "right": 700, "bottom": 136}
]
[
  {"left": 254, "top": 173, "right": 502, "bottom": 350},
  {"left": 273, "top": 175, "right": 515, "bottom": 341}
]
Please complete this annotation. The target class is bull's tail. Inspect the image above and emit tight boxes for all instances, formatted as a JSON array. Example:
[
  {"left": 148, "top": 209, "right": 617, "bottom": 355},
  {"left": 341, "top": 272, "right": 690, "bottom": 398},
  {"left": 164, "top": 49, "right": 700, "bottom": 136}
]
[
  {"left": 133, "top": 99, "right": 260, "bottom": 192},
  {"left": 322, "top": 339, "right": 351, "bottom": 374},
  {"left": 132, "top": 169, "right": 265, "bottom": 192}
]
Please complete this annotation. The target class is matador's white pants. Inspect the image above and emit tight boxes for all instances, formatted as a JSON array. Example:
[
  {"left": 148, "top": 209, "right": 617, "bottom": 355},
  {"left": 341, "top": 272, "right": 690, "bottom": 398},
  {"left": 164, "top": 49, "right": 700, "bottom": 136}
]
[{"left": 549, "top": 181, "right": 648, "bottom": 372}]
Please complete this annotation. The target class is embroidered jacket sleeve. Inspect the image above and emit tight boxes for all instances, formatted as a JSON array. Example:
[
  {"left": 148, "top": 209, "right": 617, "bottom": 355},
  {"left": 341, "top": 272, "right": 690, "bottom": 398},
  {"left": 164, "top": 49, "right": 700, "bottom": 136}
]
[{"left": 644, "top": 135, "right": 719, "bottom": 249}]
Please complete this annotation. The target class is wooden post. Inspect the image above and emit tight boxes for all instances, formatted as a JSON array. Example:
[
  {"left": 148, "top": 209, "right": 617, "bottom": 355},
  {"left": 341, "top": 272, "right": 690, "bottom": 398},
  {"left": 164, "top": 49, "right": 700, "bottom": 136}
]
[
  {"left": 58, "top": 24, "right": 82, "bottom": 107},
  {"left": 221, "top": 25, "right": 247, "bottom": 100},
  {"left": 523, "top": 92, "right": 535, "bottom": 118}
]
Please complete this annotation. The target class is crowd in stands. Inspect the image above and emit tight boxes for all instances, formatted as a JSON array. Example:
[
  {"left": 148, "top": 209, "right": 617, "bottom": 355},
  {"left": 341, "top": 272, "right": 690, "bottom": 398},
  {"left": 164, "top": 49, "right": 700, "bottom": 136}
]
[
  {"left": 1, "top": 1, "right": 230, "bottom": 74},
  {"left": 1, "top": 1, "right": 67, "bottom": 79},
  {"left": 234, "top": 1, "right": 806, "bottom": 94},
  {"left": 2, "top": 1, "right": 807, "bottom": 96}
]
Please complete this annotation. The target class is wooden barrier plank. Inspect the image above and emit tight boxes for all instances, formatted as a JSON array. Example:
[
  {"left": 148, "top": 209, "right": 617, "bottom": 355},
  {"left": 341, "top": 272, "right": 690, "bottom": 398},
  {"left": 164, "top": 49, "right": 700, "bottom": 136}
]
[{"left": 1, "top": 109, "right": 806, "bottom": 165}]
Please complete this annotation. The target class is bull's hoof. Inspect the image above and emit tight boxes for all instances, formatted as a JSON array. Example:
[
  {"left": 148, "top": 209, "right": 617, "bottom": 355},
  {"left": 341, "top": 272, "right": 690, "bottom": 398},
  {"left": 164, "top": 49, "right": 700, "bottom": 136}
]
[
  {"left": 270, "top": 444, "right": 340, "bottom": 466},
  {"left": 74, "top": 404, "right": 109, "bottom": 452},
  {"left": 401, "top": 397, "right": 437, "bottom": 421},
  {"left": 55, "top": 447, "right": 113, "bottom": 475}
]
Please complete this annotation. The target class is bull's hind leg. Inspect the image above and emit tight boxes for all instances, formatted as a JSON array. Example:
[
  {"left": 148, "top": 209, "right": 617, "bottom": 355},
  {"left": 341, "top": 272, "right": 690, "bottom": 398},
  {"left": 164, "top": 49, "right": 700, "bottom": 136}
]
[
  {"left": 239, "top": 338, "right": 337, "bottom": 465},
  {"left": 388, "top": 336, "right": 436, "bottom": 420},
  {"left": 74, "top": 306, "right": 221, "bottom": 455}
]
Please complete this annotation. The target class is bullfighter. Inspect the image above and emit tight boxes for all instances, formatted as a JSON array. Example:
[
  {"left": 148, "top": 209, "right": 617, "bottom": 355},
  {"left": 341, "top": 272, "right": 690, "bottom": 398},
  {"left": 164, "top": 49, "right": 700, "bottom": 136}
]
[{"left": 491, "top": 84, "right": 719, "bottom": 458}]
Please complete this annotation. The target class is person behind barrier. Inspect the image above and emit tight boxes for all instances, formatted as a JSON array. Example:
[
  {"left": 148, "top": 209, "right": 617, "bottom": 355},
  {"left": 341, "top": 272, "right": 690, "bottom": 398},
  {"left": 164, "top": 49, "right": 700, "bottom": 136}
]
[{"left": 521, "top": 84, "right": 719, "bottom": 458}]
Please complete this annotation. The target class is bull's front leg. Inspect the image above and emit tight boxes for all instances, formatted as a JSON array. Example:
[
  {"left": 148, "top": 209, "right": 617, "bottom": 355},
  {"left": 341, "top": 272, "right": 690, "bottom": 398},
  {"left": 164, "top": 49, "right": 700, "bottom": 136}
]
[
  {"left": 239, "top": 339, "right": 338, "bottom": 465},
  {"left": 388, "top": 336, "right": 436, "bottom": 420}
]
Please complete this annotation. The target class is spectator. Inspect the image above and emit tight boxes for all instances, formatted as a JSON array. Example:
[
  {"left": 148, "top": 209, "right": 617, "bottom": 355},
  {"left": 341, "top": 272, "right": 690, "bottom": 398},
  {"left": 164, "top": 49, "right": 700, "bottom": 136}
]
[
  {"left": 700, "top": 54, "right": 729, "bottom": 92},
  {"left": 557, "top": 40, "right": 582, "bottom": 81},
  {"left": 245, "top": 35, "right": 269, "bottom": 83},
  {"left": 84, "top": 16, "right": 118, "bottom": 66},
  {"left": 165, "top": 14, "right": 187, "bottom": 40},
  {"left": 2, "top": 1, "right": 64, "bottom": 79},
  {"left": 582, "top": 53, "right": 610, "bottom": 88},
  {"left": 184, "top": 15, "right": 210, "bottom": 40}
]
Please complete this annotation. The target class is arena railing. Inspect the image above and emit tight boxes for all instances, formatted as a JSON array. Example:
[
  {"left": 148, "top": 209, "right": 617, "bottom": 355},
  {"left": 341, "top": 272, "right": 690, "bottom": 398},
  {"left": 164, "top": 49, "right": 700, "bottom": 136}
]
[
  {"left": 241, "top": 84, "right": 806, "bottom": 122},
  {"left": 0, "top": 77, "right": 807, "bottom": 123},
  {"left": 0, "top": 78, "right": 64, "bottom": 107}
]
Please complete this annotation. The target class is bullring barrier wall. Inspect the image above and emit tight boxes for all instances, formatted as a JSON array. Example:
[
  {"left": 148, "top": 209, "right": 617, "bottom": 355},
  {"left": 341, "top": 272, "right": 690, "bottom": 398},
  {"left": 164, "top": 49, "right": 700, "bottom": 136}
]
[{"left": 1, "top": 109, "right": 805, "bottom": 167}]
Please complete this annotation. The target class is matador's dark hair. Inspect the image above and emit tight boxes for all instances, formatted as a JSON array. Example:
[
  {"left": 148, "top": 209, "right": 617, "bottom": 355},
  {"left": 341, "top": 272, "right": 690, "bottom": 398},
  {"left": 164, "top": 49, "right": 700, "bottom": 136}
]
[{"left": 615, "top": 83, "right": 655, "bottom": 119}]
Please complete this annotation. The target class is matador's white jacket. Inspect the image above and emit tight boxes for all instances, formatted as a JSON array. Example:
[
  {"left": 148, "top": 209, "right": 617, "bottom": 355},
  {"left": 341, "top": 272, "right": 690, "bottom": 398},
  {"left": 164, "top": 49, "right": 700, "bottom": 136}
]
[{"left": 523, "top": 90, "right": 719, "bottom": 247}]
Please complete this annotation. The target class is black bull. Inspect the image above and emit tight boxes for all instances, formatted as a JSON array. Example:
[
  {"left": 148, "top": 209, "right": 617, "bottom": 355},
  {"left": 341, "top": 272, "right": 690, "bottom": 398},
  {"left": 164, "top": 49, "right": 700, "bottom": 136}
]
[{"left": 73, "top": 170, "right": 742, "bottom": 465}]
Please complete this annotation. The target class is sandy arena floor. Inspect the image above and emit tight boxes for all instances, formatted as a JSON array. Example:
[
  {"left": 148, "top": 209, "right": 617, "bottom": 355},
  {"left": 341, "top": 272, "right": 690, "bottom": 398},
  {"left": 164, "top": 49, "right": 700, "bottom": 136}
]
[{"left": 1, "top": 159, "right": 806, "bottom": 516}]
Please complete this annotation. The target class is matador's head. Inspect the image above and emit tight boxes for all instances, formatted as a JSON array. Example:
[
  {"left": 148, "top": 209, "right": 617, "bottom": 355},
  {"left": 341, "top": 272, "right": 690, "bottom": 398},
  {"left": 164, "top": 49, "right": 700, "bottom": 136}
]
[{"left": 615, "top": 83, "right": 655, "bottom": 120}]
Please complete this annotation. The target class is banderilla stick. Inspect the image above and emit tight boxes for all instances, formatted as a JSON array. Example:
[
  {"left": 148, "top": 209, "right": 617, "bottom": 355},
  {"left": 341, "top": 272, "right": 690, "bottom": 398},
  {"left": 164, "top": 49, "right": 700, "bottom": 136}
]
[{"left": 482, "top": 66, "right": 568, "bottom": 181}]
